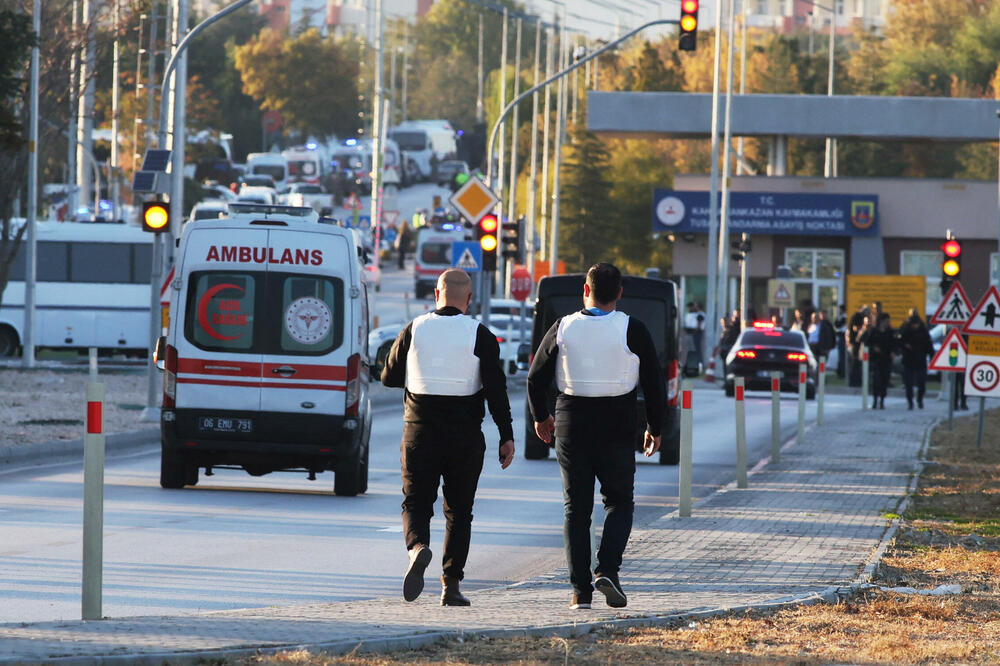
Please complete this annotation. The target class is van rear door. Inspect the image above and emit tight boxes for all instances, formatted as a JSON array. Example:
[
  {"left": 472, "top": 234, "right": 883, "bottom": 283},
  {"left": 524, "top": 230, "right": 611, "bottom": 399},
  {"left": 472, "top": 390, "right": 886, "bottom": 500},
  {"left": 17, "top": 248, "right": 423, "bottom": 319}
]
[
  {"left": 259, "top": 228, "right": 353, "bottom": 417},
  {"left": 174, "top": 229, "right": 266, "bottom": 413}
]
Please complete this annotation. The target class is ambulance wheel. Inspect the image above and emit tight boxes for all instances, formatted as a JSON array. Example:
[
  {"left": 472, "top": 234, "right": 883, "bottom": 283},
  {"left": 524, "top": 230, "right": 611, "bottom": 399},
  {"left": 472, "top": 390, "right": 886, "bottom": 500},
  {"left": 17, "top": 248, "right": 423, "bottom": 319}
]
[
  {"left": 659, "top": 433, "right": 680, "bottom": 466},
  {"left": 160, "top": 443, "right": 196, "bottom": 489},
  {"left": 334, "top": 453, "right": 364, "bottom": 496},
  {"left": 0, "top": 326, "right": 18, "bottom": 357}
]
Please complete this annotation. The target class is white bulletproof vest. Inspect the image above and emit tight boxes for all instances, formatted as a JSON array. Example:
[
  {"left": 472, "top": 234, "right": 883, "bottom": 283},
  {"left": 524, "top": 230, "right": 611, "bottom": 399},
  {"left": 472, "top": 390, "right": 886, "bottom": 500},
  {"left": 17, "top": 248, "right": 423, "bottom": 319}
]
[
  {"left": 555, "top": 310, "right": 640, "bottom": 397},
  {"left": 405, "top": 312, "right": 483, "bottom": 396}
]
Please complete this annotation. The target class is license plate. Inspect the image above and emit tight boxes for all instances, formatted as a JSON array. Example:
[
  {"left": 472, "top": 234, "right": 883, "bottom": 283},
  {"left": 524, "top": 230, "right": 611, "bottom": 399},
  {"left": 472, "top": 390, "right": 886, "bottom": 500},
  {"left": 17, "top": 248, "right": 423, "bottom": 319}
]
[{"left": 198, "top": 416, "right": 253, "bottom": 434}]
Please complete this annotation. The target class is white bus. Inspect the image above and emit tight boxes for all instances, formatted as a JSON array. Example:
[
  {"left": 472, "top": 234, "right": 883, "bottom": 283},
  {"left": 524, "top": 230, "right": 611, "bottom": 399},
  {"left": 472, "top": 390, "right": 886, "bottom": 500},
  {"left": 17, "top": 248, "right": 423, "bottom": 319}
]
[
  {"left": 388, "top": 120, "right": 458, "bottom": 181},
  {"left": 0, "top": 222, "right": 156, "bottom": 357}
]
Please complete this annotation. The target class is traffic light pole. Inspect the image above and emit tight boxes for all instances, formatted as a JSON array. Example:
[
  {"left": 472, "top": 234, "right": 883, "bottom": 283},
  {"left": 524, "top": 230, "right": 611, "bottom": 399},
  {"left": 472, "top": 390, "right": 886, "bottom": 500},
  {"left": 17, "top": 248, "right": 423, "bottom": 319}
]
[{"left": 483, "top": 19, "right": 678, "bottom": 317}]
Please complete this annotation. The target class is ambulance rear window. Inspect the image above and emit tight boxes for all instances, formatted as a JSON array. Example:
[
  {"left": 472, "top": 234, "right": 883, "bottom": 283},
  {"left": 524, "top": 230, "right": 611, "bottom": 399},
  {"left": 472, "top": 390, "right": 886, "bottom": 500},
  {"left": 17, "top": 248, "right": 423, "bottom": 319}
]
[
  {"left": 185, "top": 272, "right": 257, "bottom": 352},
  {"left": 420, "top": 242, "right": 452, "bottom": 265}
]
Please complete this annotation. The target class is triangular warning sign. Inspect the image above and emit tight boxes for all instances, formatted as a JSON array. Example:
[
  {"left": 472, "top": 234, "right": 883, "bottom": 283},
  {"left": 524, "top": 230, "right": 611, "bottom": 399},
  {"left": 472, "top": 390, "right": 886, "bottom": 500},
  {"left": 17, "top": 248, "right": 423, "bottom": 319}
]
[
  {"left": 962, "top": 286, "right": 1000, "bottom": 336},
  {"left": 931, "top": 282, "right": 973, "bottom": 326},
  {"left": 774, "top": 284, "right": 791, "bottom": 300},
  {"left": 456, "top": 248, "right": 479, "bottom": 270},
  {"left": 929, "top": 328, "right": 968, "bottom": 372}
]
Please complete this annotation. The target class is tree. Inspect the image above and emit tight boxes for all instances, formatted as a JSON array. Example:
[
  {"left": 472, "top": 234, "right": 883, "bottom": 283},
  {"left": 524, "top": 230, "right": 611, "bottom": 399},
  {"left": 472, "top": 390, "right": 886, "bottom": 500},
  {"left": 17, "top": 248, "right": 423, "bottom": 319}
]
[
  {"left": 234, "top": 28, "right": 360, "bottom": 139},
  {"left": 558, "top": 127, "right": 615, "bottom": 271},
  {"left": 0, "top": 10, "right": 35, "bottom": 152}
]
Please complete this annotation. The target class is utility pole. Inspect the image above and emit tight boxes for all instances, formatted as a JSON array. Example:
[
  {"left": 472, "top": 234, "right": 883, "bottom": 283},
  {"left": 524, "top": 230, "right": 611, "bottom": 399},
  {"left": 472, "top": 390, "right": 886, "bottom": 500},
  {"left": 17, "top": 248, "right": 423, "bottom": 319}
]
[
  {"left": 68, "top": 0, "right": 78, "bottom": 214},
  {"left": 504, "top": 17, "right": 522, "bottom": 297},
  {"left": 369, "top": 0, "right": 384, "bottom": 265},
  {"left": 737, "top": 1, "right": 748, "bottom": 175},
  {"left": 169, "top": 0, "right": 189, "bottom": 240},
  {"left": 539, "top": 26, "right": 553, "bottom": 263},
  {"left": 549, "top": 14, "right": 567, "bottom": 276},
  {"left": 401, "top": 22, "right": 408, "bottom": 123},
  {"left": 22, "top": 0, "right": 40, "bottom": 368},
  {"left": 77, "top": 0, "right": 96, "bottom": 215},
  {"left": 705, "top": 0, "right": 725, "bottom": 371},
  {"left": 111, "top": 0, "right": 122, "bottom": 220},
  {"left": 526, "top": 23, "right": 542, "bottom": 284},
  {"left": 476, "top": 14, "right": 484, "bottom": 123},
  {"left": 389, "top": 43, "right": 397, "bottom": 128},
  {"left": 824, "top": 6, "right": 837, "bottom": 177},
  {"left": 717, "top": 0, "right": 736, "bottom": 322}
]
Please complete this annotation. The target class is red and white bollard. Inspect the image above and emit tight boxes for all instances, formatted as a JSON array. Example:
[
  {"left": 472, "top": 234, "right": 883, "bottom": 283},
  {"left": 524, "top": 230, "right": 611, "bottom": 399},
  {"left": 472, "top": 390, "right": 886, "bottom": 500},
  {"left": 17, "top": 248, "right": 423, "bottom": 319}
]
[
  {"left": 797, "top": 363, "right": 807, "bottom": 445},
  {"left": 82, "top": 380, "right": 105, "bottom": 621},
  {"left": 862, "top": 345, "right": 870, "bottom": 411},
  {"left": 678, "top": 380, "right": 693, "bottom": 517},
  {"left": 770, "top": 371, "right": 781, "bottom": 463},
  {"left": 735, "top": 376, "right": 747, "bottom": 488},
  {"left": 818, "top": 356, "right": 827, "bottom": 426}
]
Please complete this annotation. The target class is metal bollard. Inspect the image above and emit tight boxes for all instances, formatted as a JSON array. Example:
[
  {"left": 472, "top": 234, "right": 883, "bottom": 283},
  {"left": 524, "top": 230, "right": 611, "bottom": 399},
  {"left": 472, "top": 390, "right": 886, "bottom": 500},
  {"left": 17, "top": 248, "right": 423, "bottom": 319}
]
[
  {"left": 770, "top": 371, "right": 781, "bottom": 463},
  {"left": 404, "top": 292, "right": 412, "bottom": 320},
  {"left": 861, "top": 345, "right": 870, "bottom": 410},
  {"left": 678, "top": 380, "right": 693, "bottom": 517},
  {"left": 817, "top": 356, "right": 826, "bottom": 426},
  {"left": 735, "top": 377, "right": 747, "bottom": 488},
  {"left": 797, "top": 363, "right": 806, "bottom": 445},
  {"left": 88, "top": 347, "right": 97, "bottom": 381},
  {"left": 82, "top": 381, "right": 106, "bottom": 621}
]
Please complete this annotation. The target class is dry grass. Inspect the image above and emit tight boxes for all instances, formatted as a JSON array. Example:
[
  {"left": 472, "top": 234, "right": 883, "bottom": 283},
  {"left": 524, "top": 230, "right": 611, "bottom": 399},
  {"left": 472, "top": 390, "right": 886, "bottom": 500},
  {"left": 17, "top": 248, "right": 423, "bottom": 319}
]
[{"left": 213, "top": 410, "right": 1000, "bottom": 666}]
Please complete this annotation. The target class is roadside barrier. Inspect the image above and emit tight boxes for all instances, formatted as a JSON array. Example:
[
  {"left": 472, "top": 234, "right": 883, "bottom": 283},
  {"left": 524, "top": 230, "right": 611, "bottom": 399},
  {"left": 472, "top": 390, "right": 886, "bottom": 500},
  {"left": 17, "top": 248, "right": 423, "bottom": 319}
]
[
  {"left": 704, "top": 356, "right": 716, "bottom": 383},
  {"left": 817, "top": 355, "right": 826, "bottom": 426},
  {"left": 797, "top": 363, "right": 806, "bottom": 445},
  {"left": 734, "top": 377, "right": 747, "bottom": 489},
  {"left": 861, "top": 345, "right": 870, "bottom": 410},
  {"left": 770, "top": 371, "right": 781, "bottom": 463},
  {"left": 82, "top": 379, "right": 105, "bottom": 621},
  {"left": 678, "top": 380, "right": 693, "bottom": 517}
]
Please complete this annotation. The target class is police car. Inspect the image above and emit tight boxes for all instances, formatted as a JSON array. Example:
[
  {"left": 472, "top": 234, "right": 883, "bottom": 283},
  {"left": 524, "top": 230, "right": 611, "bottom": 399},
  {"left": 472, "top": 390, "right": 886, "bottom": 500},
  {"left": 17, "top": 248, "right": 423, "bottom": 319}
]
[{"left": 155, "top": 203, "right": 373, "bottom": 495}]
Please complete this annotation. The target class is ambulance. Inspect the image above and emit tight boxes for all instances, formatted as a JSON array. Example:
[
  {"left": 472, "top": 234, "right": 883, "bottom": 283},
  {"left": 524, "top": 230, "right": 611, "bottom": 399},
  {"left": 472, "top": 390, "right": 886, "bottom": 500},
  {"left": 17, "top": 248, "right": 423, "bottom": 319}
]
[{"left": 155, "top": 203, "right": 373, "bottom": 495}]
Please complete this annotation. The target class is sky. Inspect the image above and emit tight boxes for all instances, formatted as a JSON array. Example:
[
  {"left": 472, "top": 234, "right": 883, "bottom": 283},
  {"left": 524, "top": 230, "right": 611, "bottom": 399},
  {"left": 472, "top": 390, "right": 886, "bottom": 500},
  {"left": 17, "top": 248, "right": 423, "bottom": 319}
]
[{"left": 521, "top": 0, "right": 686, "bottom": 41}]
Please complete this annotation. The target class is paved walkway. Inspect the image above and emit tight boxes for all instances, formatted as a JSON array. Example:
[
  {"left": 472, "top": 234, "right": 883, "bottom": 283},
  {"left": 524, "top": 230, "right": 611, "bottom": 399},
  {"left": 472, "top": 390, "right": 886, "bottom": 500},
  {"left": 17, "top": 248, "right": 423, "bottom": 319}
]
[{"left": 0, "top": 399, "right": 941, "bottom": 665}]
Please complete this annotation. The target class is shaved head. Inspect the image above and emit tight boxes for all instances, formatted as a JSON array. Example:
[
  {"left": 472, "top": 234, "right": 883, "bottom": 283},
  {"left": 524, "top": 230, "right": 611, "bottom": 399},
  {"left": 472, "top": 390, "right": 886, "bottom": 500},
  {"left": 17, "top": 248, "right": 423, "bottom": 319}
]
[{"left": 435, "top": 269, "right": 473, "bottom": 312}]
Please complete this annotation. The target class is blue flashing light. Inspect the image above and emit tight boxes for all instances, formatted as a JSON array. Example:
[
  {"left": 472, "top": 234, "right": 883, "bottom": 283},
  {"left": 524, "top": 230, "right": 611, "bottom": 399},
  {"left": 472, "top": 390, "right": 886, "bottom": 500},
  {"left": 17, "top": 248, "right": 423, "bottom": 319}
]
[
  {"left": 440, "top": 222, "right": 460, "bottom": 231},
  {"left": 306, "top": 142, "right": 318, "bottom": 150},
  {"left": 98, "top": 199, "right": 112, "bottom": 211},
  {"left": 344, "top": 138, "right": 358, "bottom": 146},
  {"left": 456, "top": 130, "right": 465, "bottom": 136},
  {"left": 76, "top": 206, "right": 90, "bottom": 215}
]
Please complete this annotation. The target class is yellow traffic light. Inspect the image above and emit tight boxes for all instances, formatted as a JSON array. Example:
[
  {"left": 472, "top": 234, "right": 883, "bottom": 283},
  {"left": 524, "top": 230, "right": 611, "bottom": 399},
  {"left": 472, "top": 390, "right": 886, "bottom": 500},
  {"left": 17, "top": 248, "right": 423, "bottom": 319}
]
[
  {"left": 480, "top": 234, "right": 498, "bottom": 252},
  {"left": 142, "top": 201, "right": 170, "bottom": 233},
  {"left": 943, "top": 259, "right": 960, "bottom": 277}
]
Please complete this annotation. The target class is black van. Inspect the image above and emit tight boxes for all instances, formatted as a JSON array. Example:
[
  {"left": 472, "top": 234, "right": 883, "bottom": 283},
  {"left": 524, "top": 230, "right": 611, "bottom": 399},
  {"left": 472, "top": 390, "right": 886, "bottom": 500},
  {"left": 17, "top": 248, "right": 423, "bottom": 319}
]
[{"left": 522, "top": 274, "right": 681, "bottom": 465}]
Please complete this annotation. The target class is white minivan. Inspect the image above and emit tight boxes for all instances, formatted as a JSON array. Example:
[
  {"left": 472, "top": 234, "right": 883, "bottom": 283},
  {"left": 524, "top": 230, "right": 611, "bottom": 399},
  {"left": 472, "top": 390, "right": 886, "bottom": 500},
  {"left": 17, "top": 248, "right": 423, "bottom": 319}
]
[{"left": 156, "top": 203, "right": 372, "bottom": 495}]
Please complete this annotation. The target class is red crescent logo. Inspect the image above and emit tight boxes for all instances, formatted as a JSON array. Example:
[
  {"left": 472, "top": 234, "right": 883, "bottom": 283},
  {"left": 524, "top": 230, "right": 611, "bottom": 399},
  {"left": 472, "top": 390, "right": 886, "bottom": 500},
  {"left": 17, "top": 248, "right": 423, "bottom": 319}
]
[{"left": 197, "top": 283, "right": 246, "bottom": 341}]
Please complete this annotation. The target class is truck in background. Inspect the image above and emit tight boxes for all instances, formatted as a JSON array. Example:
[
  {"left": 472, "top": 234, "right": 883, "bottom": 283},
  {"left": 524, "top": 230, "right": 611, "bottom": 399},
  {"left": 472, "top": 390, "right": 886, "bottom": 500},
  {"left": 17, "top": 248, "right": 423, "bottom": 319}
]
[{"left": 246, "top": 152, "right": 289, "bottom": 191}]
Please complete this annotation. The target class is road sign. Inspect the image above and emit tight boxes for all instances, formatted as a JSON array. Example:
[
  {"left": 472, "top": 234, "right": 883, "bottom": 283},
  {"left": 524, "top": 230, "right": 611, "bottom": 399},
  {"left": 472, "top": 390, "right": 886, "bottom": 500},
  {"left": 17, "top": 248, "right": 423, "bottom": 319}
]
[
  {"left": 929, "top": 328, "right": 968, "bottom": 372},
  {"left": 963, "top": 286, "right": 1000, "bottom": 336},
  {"left": 343, "top": 193, "right": 362, "bottom": 211},
  {"left": 767, "top": 279, "right": 795, "bottom": 308},
  {"left": 846, "top": 274, "right": 925, "bottom": 325},
  {"left": 451, "top": 241, "right": 482, "bottom": 272},
  {"left": 382, "top": 209, "right": 400, "bottom": 227},
  {"left": 931, "top": 281, "right": 973, "bottom": 326},
  {"left": 510, "top": 266, "right": 532, "bottom": 301},
  {"left": 964, "top": 336, "right": 1000, "bottom": 397},
  {"left": 449, "top": 176, "right": 500, "bottom": 224}
]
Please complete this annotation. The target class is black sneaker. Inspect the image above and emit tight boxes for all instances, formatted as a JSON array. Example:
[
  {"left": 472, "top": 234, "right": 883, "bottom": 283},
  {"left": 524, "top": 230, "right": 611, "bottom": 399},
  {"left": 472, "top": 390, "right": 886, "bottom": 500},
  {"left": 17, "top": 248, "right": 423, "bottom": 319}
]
[
  {"left": 403, "top": 545, "right": 432, "bottom": 602},
  {"left": 594, "top": 575, "right": 627, "bottom": 608},
  {"left": 569, "top": 594, "right": 592, "bottom": 609}
]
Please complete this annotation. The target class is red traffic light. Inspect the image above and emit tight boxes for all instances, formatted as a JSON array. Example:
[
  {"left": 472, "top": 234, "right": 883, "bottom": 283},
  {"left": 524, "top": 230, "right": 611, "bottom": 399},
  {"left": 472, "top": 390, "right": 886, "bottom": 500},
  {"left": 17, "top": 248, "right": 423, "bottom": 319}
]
[
  {"left": 942, "top": 239, "right": 961, "bottom": 258},
  {"left": 479, "top": 214, "right": 498, "bottom": 234},
  {"left": 681, "top": 0, "right": 698, "bottom": 12}
]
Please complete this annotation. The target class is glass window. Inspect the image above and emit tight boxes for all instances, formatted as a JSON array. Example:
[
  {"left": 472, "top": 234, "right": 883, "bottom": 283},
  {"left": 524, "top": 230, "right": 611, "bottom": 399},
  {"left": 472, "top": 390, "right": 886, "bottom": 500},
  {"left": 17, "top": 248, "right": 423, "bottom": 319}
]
[
  {"left": 420, "top": 242, "right": 452, "bottom": 265},
  {"left": 185, "top": 272, "right": 258, "bottom": 352},
  {"left": 740, "top": 330, "right": 806, "bottom": 348},
  {"left": 277, "top": 274, "right": 343, "bottom": 355},
  {"left": 901, "top": 250, "right": 942, "bottom": 277},
  {"left": 8, "top": 241, "right": 69, "bottom": 282},
  {"left": 785, "top": 249, "right": 814, "bottom": 279},
  {"left": 132, "top": 243, "right": 152, "bottom": 284},
  {"left": 390, "top": 131, "right": 427, "bottom": 152},
  {"left": 815, "top": 250, "right": 844, "bottom": 279},
  {"left": 70, "top": 243, "right": 130, "bottom": 283},
  {"left": 991, "top": 253, "right": 998, "bottom": 286},
  {"left": 251, "top": 164, "right": 285, "bottom": 181}
]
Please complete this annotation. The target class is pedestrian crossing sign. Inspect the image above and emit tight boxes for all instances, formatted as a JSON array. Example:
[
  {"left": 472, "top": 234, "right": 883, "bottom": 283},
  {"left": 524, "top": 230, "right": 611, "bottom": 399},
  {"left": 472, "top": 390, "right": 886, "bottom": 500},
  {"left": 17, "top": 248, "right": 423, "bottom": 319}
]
[
  {"left": 451, "top": 241, "right": 482, "bottom": 272},
  {"left": 931, "top": 282, "right": 972, "bottom": 326}
]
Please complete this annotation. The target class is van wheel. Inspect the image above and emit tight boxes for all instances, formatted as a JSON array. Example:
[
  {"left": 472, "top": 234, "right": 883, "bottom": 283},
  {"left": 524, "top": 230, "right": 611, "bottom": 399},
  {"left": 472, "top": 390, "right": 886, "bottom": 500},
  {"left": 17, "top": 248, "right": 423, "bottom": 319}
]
[
  {"left": 160, "top": 443, "right": 194, "bottom": 489},
  {"left": 334, "top": 454, "right": 363, "bottom": 496},
  {"left": 0, "top": 326, "right": 19, "bottom": 357},
  {"left": 659, "top": 433, "right": 680, "bottom": 465}
]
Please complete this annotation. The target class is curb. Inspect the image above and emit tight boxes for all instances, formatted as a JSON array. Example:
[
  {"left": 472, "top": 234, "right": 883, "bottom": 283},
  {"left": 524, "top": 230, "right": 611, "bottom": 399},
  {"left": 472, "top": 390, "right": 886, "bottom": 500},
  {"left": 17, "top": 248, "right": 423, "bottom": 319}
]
[{"left": 0, "top": 428, "right": 160, "bottom": 471}]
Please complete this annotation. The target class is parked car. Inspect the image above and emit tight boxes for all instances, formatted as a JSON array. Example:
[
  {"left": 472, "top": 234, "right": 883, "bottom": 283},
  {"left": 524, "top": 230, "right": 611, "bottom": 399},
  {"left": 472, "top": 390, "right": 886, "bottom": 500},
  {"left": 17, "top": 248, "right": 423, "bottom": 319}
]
[
  {"left": 437, "top": 160, "right": 469, "bottom": 188},
  {"left": 724, "top": 322, "right": 817, "bottom": 399},
  {"left": 284, "top": 183, "right": 333, "bottom": 215},
  {"left": 235, "top": 187, "right": 277, "bottom": 205},
  {"left": 187, "top": 199, "right": 228, "bottom": 224}
]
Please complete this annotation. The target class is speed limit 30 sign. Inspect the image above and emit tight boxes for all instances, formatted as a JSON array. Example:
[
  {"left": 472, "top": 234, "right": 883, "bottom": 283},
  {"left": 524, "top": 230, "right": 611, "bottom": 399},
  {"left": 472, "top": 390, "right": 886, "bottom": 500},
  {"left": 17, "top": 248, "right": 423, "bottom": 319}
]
[{"left": 964, "top": 336, "right": 1000, "bottom": 398}]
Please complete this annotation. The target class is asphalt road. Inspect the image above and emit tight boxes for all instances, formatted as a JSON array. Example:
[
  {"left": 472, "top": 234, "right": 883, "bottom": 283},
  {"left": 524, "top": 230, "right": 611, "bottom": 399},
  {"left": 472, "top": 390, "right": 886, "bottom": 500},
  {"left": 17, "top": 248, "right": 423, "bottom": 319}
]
[{"left": 0, "top": 384, "right": 861, "bottom": 623}]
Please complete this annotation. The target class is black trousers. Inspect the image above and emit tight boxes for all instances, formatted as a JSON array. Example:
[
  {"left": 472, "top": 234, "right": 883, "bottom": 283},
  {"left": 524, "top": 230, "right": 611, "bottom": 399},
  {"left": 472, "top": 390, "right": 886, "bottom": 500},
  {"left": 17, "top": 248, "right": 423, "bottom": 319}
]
[
  {"left": 903, "top": 365, "right": 927, "bottom": 403},
  {"left": 400, "top": 423, "right": 485, "bottom": 580},
  {"left": 555, "top": 435, "right": 635, "bottom": 597},
  {"left": 871, "top": 357, "right": 891, "bottom": 398}
]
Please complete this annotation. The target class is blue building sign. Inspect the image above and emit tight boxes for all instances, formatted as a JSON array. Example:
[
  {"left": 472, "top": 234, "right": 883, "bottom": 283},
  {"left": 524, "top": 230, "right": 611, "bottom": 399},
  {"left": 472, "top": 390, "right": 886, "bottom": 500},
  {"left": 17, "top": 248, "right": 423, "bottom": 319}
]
[{"left": 652, "top": 190, "right": 878, "bottom": 237}]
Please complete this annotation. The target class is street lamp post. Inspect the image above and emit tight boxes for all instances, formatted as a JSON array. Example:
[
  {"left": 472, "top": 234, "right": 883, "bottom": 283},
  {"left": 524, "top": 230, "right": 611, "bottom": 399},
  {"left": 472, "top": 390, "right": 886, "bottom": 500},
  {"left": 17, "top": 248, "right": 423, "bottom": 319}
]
[{"left": 801, "top": 0, "right": 838, "bottom": 178}]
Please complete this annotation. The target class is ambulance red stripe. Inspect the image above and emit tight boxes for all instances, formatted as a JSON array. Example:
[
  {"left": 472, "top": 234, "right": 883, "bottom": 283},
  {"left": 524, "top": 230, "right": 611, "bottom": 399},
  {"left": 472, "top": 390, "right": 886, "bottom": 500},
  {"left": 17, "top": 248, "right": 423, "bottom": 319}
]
[
  {"left": 178, "top": 358, "right": 260, "bottom": 376},
  {"left": 262, "top": 363, "right": 347, "bottom": 380},
  {"left": 177, "top": 378, "right": 345, "bottom": 391}
]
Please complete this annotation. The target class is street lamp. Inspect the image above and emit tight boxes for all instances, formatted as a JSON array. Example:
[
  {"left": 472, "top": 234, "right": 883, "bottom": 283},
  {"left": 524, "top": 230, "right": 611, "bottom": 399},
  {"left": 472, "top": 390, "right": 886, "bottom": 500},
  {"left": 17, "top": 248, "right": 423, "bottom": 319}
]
[{"left": 800, "top": 0, "right": 838, "bottom": 178}]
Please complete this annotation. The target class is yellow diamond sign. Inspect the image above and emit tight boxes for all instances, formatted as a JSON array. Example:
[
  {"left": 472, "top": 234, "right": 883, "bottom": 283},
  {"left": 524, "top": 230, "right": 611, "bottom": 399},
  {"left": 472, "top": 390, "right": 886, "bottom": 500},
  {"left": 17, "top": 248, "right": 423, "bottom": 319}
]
[{"left": 449, "top": 176, "right": 500, "bottom": 224}]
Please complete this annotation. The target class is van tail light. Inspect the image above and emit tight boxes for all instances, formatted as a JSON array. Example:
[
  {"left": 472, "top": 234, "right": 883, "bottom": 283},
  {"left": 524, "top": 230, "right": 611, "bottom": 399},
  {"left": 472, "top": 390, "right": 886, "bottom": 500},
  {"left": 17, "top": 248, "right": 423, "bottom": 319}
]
[
  {"left": 163, "top": 344, "right": 177, "bottom": 408},
  {"left": 496, "top": 336, "right": 504, "bottom": 343},
  {"left": 345, "top": 353, "right": 361, "bottom": 417},
  {"left": 736, "top": 350, "right": 756, "bottom": 359},
  {"left": 786, "top": 352, "right": 807, "bottom": 362},
  {"left": 667, "top": 359, "right": 679, "bottom": 407}
]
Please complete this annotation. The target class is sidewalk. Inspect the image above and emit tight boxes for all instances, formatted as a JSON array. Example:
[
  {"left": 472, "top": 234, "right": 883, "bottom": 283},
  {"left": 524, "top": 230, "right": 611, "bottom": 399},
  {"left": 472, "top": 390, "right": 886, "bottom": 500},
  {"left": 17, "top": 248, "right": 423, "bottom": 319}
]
[{"left": 0, "top": 398, "right": 941, "bottom": 666}]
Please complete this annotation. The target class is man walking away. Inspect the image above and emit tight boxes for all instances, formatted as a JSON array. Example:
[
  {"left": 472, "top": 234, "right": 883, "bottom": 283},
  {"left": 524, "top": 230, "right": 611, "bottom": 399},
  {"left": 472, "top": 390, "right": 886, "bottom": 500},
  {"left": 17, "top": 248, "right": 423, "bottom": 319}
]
[
  {"left": 834, "top": 305, "right": 848, "bottom": 378},
  {"left": 848, "top": 306, "right": 870, "bottom": 387},
  {"left": 900, "top": 309, "right": 933, "bottom": 409},
  {"left": 382, "top": 268, "right": 516, "bottom": 606},
  {"left": 527, "top": 263, "right": 665, "bottom": 610}
]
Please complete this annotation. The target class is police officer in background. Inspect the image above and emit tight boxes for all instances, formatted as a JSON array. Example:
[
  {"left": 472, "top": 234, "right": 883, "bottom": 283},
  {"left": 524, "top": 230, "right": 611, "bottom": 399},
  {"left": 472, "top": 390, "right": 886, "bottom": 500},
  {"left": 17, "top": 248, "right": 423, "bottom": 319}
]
[
  {"left": 381, "top": 268, "right": 516, "bottom": 606},
  {"left": 527, "top": 263, "right": 665, "bottom": 610}
]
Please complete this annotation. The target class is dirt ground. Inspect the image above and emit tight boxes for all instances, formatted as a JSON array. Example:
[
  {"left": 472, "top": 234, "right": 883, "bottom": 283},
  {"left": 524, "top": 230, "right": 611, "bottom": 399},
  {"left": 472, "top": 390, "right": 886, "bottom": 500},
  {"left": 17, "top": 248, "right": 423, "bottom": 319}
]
[{"left": 205, "top": 409, "right": 1000, "bottom": 666}]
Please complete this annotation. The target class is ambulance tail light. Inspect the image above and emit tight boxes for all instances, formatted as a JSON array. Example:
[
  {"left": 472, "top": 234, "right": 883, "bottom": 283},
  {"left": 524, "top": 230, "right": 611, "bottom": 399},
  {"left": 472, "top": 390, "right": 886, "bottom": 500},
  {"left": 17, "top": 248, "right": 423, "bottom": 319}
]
[
  {"left": 667, "top": 359, "right": 679, "bottom": 407},
  {"left": 163, "top": 344, "right": 178, "bottom": 408},
  {"left": 345, "top": 353, "right": 361, "bottom": 417}
]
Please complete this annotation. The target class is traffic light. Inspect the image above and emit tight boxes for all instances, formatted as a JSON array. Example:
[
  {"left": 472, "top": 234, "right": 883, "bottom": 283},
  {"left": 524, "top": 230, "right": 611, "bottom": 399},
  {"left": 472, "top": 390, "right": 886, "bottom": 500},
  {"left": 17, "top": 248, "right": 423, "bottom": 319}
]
[
  {"left": 142, "top": 201, "right": 170, "bottom": 233},
  {"left": 940, "top": 237, "right": 961, "bottom": 293},
  {"left": 679, "top": 0, "right": 698, "bottom": 51},
  {"left": 501, "top": 217, "right": 523, "bottom": 262},
  {"left": 478, "top": 213, "right": 498, "bottom": 272}
]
